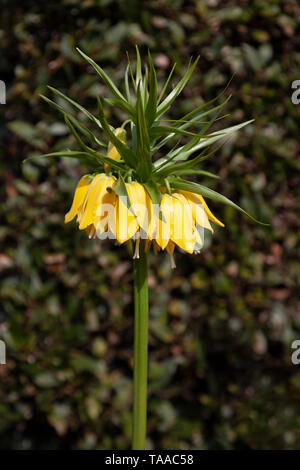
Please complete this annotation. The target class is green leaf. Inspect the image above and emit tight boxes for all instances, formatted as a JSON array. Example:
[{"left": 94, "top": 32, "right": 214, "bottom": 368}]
[
  {"left": 126, "top": 52, "right": 137, "bottom": 94},
  {"left": 40, "top": 94, "right": 106, "bottom": 148},
  {"left": 171, "top": 74, "right": 234, "bottom": 125},
  {"left": 136, "top": 83, "right": 152, "bottom": 181},
  {"left": 124, "top": 65, "right": 131, "bottom": 103},
  {"left": 135, "top": 45, "right": 142, "bottom": 89},
  {"left": 170, "top": 169, "right": 220, "bottom": 178},
  {"left": 97, "top": 97, "right": 137, "bottom": 169},
  {"left": 76, "top": 48, "right": 135, "bottom": 118},
  {"left": 156, "top": 56, "right": 200, "bottom": 118},
  {"left": 158, "top": 62, "right": 176, "bottom": 103},
  {"left": 169, "top": 178, "right": 268, "bottom": 225},
  {"left": 165, "top": 97, "right": 231, "bottom": 159},
  {"left": 111, "top": 175, "right": 135, "bottom": 215},
  {"left": 104, "top": 97, "right": 136, "bottom": 120},
  {"left": 155, "top": 119, "right": 253, "bottom": 169},
  {"left": 150, "top": 125, "right": 199, "bottom": 140},
  {"left": 143, "top": 64, "right": 149, "bottom": 104},
  {"left": 156, "top": 137, "right": 229, "bottom": 178},
  {"left": 47, "top": 86, "right": 102, "bottom": 129},
  {"left": 145, "top": 51, "right": 158, "bottom": 126},
  {"left": 153, "top": 97, "right": 231, "bottom": 156},
  {"left": 23, "top": 150, "right": 103, "bottom": 171},
  {"left": 76, "top": 48, "right": 134, "bottom": 113}
]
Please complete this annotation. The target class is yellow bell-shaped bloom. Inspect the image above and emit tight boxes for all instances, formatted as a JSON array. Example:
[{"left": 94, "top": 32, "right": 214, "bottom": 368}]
[
  {"left": 65, "top": 175, "right": 92, "bottom": 223},
  {"left": 65, "top": 172, "right": 224, "bottom": 267}
]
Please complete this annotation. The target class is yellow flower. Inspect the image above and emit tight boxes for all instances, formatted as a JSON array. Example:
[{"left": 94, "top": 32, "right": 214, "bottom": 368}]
[
  {"left": 65, "top": 172, "right": 224, "bottom": 268},
  {"left": 37, "top": 49, "right": 266, "bottom": 275}
]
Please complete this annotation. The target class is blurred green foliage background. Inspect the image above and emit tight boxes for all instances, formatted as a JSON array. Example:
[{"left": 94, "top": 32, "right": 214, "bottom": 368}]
[{"left": 0, "top": 0, "right": 300, "bottom": 450}]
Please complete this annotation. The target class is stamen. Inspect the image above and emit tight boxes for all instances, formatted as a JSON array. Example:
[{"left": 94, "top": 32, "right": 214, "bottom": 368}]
[
  {"left": 133, "top": 234, "right": 140, "bottom": 259},
  {"left": 169, "top": 252, "right": 176, "bottom": 269},
  {"left": 88, "top": 226, "right": 96, "bottom": 239}
]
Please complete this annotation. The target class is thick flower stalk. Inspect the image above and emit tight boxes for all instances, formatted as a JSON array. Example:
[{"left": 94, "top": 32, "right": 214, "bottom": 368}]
[{"left": 26, "top": 47, "right": 266, "bottom": 450}]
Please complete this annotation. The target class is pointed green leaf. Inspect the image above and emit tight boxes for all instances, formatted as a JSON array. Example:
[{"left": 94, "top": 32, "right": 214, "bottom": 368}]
[
  {"left": 40, "top": 94, "right": 106, "bottom": 148},
  {"left": 172, "top": 74, "right": 234, "bottom": 125},
  {"left": 145, "top": 51, "right": 158, "bottom": 125},
  {"left": 153, "top": 97, "right": 231, "bottom": 154},
  {"left": 169, "top": 178, "right": 268, "bottom": 225},
  {"left": 104, "top": 97, "right": 136, "bottom": 120},
  {"left": 171, "top": 169, "right": 220, "bottom": 178},
  {"left": 158, "top": 62, "right": 176, "bottom": 103},
  {"left": 47, "top": 86, "right": 102, "bottom": 129},
  {"left": 150, "top": 125, "right": 199, "bottom": 140},
  {"left": 156, "top": 137, "right": 229, "bottom": 178},
  {"left": 156, "top": 57, "right": 200, "bottom": 118},
  {"left": 143, "top": 65, "right": 149, "bottom": 104},
  {"left": 136, "top": 83, "right": 152, "bottom": 181},
  {"left": 124, "top": 65, "right": 131, "bottom": 102},
  {"left": 77, "top": 48, "right": 125, "bottom": 101},
  {"left": 135, "top": 45, "right": 142, "bottom": 88},
  {"left": 126, "top": 52, "right": 137, "bottom": 94},
  {"left": 155, "top": 119, "right": 253, "bottom": 169},
  {"left": 23, "top": 150, "right": 103, "bottom": 171}
]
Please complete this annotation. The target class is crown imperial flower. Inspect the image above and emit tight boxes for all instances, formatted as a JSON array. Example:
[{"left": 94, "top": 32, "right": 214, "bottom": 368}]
[{"left": 31, "top": 47, "right": 265, "bottom": 267}]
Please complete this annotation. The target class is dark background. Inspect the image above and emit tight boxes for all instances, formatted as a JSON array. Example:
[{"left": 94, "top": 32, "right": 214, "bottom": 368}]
[{"left": 0, "top": 0, "right": 299, "bottom": 450}]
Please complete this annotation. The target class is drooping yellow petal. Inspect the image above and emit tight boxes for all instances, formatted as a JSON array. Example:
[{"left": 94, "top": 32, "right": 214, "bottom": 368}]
[
  {"left": 194, "top": 226, "right": 203, "bottom": 252},
  {"left": 116, "top": 194, "right": 139, "bottom": 244},
  {"left": 154, "top": 194, "right": 172, "bottom": 250},
  {"left": 78, "top": 174, "right": 109, "bottom": 230},
  {"left": 65, "top": 175, "right": 92, "bottom": 223},
  {"left": 179, "top": 190, "right": 213, "bottom": 232},
  {"left": 172, "top": 192, "right": 193, "bottom": 221},
  {"left": 145, "top": 190, "right": 157, "bottom": 240},
  {"left": 180, "top": 190, "right": 224, "bottom": 228},
  {"left": 176, "top": 194, "right": 205, "bottom": 253},
  {"left": 198, "top": 195, "right": 225, "bottom": 227},
  {"left": 126, "top": 182, "right": 148, "bottom": 230},
  {"left": 77, "top": 174, "right": 107, "bottom": 226},
  {"left": 95, "top": 190, "right": 117, "bottom": 239},
  {"left": 170, "top": 194, "right": 195, "bottom": 254}
]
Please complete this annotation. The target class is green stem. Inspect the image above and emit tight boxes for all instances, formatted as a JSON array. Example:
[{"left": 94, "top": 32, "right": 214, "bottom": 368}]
[{"left": 132, "top": 240, "right": 149, "bottom": 450}]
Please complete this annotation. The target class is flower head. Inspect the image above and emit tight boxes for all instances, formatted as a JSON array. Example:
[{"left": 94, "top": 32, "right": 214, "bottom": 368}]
[
  {"left": 32, "top": 48, "right": 266, "bottom": 267},
  {"left": 64, "top": 167, "right": 224, "bottom": 265}
]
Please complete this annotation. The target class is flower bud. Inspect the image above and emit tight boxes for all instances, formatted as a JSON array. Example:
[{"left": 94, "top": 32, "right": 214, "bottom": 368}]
[{"left": 105, "top": 127, "right": 126, "bottom": 173}]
